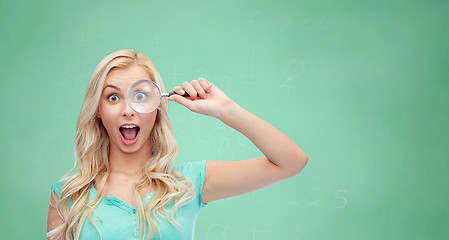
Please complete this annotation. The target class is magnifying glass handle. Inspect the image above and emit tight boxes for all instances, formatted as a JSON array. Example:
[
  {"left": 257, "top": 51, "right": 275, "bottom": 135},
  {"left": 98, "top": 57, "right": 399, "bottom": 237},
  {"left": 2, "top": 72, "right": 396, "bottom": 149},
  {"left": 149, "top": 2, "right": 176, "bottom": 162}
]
[{"left": 167, "top": 92, "right": 190, "bottom": 97}]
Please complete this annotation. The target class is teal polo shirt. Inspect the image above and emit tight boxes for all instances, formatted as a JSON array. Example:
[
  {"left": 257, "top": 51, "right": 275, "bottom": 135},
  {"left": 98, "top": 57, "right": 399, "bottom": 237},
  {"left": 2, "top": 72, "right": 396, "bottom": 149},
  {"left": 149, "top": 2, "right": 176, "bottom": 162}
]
[{"left": 52, "top": 160, "right": 207, "bottom": 240}]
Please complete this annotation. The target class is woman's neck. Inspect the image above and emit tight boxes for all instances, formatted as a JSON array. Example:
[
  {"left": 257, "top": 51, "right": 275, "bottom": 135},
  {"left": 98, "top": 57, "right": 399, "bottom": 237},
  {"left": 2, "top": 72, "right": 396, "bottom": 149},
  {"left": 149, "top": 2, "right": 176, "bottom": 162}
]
[{"left": 108, "top": 145, "right": 152, "bottom": 176}]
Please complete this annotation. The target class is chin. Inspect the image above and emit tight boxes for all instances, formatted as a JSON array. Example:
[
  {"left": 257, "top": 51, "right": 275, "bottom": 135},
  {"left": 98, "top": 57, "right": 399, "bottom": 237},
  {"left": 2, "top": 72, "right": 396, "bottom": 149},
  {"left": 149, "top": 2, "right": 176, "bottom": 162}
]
[{"left": 122, "top": 139, "right": 151, "bottom": 155}]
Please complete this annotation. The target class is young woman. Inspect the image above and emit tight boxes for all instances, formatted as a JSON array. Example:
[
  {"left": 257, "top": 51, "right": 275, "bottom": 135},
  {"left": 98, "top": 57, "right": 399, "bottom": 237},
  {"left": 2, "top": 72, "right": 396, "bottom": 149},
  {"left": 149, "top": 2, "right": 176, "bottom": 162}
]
[{"left": 46, "top": 49, "right": 308, "bottom": 240}]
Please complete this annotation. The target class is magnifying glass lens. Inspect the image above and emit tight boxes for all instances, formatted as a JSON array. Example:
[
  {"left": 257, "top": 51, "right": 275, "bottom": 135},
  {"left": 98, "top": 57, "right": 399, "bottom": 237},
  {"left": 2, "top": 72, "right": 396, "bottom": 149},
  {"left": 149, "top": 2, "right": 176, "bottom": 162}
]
[{"left": 127, "top": 79, "right": 162, "bottom": 113}]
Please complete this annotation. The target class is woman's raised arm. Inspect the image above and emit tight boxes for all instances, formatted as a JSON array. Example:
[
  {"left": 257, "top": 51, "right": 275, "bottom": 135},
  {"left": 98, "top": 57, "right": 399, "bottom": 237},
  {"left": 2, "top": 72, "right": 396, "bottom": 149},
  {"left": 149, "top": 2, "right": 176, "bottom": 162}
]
[{"left": 169, "top": 78, "right": 308, "bottom": 203}]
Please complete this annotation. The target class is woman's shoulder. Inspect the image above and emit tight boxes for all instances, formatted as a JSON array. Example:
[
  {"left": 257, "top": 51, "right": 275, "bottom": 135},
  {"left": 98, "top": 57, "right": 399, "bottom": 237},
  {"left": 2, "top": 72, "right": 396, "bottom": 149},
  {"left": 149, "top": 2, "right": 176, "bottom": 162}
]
[
  {"left": 174, "top": 160, "right": 207, "bottom": 180},
  {"left": 50, "top": 172, "right": 77, "bottom": 197},
  {"left": 174, "top": 160, "right": 207, "bottom": 206},
  {"left": 174, "top": 160, "right": 207, "bottom": 191}
]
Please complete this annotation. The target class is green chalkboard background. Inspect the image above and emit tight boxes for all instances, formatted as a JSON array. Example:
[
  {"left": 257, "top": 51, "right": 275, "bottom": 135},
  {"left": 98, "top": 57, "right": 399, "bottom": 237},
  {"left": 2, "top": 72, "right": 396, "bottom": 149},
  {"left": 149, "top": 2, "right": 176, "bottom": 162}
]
[{"left": 1, "top": 0, "right": 448, "bottom": 239}]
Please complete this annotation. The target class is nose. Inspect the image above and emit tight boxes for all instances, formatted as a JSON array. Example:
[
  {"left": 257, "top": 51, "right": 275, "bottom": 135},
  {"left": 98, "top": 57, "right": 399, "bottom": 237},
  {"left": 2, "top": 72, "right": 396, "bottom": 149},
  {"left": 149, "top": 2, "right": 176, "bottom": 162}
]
[{"left": 121, "top": 101, "right": 135, "bottom": 117}]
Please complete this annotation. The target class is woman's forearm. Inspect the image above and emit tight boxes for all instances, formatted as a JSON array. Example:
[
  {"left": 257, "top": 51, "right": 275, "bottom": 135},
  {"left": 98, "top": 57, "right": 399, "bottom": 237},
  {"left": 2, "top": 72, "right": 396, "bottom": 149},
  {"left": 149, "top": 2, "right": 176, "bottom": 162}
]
[{"left": 218, "top": 101, "right": 308, "bottom": 175}]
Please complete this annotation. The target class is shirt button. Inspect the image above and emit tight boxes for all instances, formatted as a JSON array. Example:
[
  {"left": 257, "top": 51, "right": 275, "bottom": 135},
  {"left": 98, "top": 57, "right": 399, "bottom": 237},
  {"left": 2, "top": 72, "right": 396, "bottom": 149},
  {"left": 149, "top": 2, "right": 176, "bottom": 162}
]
[
  {"left": 133, "top": 209, "right": 136, "bottom": 214},
  {"left": 147, "top": 196, "right": 151, "bottom": 200}
]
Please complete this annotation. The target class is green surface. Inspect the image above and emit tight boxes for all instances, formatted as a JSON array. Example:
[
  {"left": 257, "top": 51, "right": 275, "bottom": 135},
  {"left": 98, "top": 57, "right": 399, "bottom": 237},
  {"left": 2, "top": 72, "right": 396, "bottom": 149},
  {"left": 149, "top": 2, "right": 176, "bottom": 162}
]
[{"left": 1, "top": 0, "right": 448, "bottom": 239}]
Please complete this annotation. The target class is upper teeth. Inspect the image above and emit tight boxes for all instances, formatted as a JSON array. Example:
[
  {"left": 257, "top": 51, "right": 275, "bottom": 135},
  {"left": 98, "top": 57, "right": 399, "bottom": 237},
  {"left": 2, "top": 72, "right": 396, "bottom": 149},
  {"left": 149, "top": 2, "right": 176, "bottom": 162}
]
[{"left": 122, "top": 125, "right": 137, "bottom": 128}]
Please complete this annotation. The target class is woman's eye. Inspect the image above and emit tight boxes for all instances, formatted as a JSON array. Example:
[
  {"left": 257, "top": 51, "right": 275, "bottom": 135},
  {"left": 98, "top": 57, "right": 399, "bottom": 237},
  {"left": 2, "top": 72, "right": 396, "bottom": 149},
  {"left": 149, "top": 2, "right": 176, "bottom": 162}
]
[
  {"left": 108, "top": 94, "right": 119, "bottom": 102},
  {"left": 133, "top": 92, "right": 148, "bottom": 102}
]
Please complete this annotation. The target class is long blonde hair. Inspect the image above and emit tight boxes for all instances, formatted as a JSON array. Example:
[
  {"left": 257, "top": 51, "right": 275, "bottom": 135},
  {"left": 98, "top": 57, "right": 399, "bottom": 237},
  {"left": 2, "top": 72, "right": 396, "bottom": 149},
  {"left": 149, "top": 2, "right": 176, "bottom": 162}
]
[{"left": 48, "top": 49, "right": 194, "bottom": 239}]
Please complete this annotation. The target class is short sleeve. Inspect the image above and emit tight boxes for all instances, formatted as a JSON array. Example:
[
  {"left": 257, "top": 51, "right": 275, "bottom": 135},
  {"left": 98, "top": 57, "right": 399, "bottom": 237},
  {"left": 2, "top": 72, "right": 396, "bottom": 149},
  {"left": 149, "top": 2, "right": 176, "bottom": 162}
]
[
  {"left": 174, "top": 160, "right": 207, "bottom": 207},
  {"left": 51, "top": 177, "right": 68, "bottom": 198}
]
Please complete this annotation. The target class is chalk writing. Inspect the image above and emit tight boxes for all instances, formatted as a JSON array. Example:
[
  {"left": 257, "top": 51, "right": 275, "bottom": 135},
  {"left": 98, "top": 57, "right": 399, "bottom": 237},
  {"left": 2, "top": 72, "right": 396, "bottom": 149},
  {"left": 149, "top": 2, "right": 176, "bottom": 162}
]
[
  {"left": 307, "top": 188, "right": 351, "bottom": 209},
  {"left": 214, "top": 126, "right": 231, "bottom": 159},
  {"left": 170, "top": 63, "right": 183, "bottom": 87},
  {"left": 249, "top": 222, "right": 269, "bottom": 240},
  {"left": 319, "top": 18, "right": 327, "bottom": 29},
  {"left": 194, "top": 68, "right": 209, "bottom": 80},
  {"left": 281, "top": 16, "right": 294, "bottom": 30},
  {"left": 196, "top": 138, "right": 211, "bottom": 160},
  {"left": 332, "top": 190, "right": 351, "bottom": 209},
  {"left": 205, "top": 224, "right": 227, "bottom": 240},
  {"left": 217, "top": 76, "right": 232, "bottom": 95},
  {"left": 281, "top": 58, "right": 305, "bottom": 96},
  {"left": 309, "top": 188, "right": 324, "bottom": 208},
  {"left": 302, "top": 17, "right": 311, "bottom": 30},
  {"left": 247, "top": 11, "right": 259, "bottom": 24}
]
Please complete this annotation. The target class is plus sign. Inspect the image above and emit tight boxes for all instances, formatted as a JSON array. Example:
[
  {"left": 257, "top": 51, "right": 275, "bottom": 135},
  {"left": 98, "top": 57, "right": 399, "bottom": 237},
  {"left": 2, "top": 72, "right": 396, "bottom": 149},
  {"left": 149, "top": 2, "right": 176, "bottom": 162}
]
[
  {"left": 171, "top": 64, "right": 183, "bottom": 86},
  {"left": 249, "top": 222, "right": 270, "bottom": 240}
]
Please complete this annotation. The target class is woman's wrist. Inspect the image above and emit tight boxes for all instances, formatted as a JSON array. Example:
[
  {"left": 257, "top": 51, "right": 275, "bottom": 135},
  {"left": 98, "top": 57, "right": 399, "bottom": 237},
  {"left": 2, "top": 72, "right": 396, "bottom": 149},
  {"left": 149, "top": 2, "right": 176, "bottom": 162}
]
[{"left": 216, "top": 100, "right": 245, "bottom": 126}]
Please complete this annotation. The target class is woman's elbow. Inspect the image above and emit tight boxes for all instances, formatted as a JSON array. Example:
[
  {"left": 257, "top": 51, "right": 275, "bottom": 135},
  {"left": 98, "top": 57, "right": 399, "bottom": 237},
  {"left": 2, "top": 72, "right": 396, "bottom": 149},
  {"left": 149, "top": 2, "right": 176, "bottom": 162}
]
[{"left": 286, "top": 151, "right": 308, "bottom": 177}]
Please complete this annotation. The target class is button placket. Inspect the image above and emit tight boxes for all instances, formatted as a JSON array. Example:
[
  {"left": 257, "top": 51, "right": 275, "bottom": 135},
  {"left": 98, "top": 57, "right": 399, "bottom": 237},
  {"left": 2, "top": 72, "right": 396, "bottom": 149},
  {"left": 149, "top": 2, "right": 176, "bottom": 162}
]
[{"left": 133, "top": 212, "right": 139, "bottom": 238}]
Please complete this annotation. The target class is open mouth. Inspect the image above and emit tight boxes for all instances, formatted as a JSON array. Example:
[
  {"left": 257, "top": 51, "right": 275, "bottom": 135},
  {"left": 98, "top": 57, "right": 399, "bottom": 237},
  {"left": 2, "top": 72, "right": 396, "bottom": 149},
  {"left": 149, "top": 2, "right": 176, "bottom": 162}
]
[{"left": 119, "top": 124, "right": 140, "bottom": 145}]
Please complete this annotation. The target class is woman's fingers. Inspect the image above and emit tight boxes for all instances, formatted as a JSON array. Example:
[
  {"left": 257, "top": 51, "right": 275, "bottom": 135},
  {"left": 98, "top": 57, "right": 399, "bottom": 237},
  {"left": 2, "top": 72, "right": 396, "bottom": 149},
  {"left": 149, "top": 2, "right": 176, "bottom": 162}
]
[
  {"left": 172, "top": 86, "right": 185, "bottom": 95},
  {"left": 169, "top": 78, "right": 230, "bottom": 118},
  {"left": 191, "top": 80, "right": 207, "bottom": 99},
  {"left": 182, "top": 81, "right": 198, "bottom": 100},
  {"left": 198, "top": 78, "right": 212, "bottom": 93},
  {"left": 172, "top": 78, "right": 211, "bottom": 101},
  {"left": 169, "top": 94, "right": 195, "bottom": 111}
]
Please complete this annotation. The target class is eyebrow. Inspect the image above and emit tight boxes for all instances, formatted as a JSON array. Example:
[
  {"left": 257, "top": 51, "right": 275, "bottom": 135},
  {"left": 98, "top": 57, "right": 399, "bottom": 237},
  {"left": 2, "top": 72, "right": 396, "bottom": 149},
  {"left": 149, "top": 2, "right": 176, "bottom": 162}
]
[{"left": 103, "top": 84, "right": 121, "bottom": 92}]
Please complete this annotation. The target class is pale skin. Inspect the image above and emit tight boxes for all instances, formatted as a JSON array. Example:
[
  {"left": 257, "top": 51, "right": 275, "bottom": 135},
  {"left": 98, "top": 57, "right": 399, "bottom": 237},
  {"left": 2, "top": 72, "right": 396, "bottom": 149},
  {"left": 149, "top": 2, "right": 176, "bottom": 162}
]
[{"left": 47, "top": 64, "right": 308, "bottom": 236}]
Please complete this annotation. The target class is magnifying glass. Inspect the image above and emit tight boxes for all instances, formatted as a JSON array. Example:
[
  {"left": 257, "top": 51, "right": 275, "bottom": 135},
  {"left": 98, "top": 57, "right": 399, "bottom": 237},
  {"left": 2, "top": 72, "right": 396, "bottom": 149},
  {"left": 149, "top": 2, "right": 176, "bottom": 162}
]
[{"left": 127, "top": 79, "right": 189, "bottom": 113}]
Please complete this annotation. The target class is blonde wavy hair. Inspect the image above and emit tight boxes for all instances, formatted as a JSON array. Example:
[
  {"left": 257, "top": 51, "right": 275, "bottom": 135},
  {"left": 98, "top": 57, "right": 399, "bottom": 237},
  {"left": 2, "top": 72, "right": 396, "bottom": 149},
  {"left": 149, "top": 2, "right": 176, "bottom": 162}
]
[{"left": 47, "top": 49, "right": 195, "bottom": 239}]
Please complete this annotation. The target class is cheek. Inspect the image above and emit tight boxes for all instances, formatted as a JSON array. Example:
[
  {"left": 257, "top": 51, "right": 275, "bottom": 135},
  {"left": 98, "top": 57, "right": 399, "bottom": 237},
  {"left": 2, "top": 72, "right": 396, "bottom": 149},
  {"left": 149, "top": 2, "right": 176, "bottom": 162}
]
[
  {"left": 98, "top": 105, "right": 117, "bottom": 132},
  {"left": 99, "top": 100, "right": 121, "bottom": 119},
  {"left": 99, "top": 114, "right": 115, "bottom": 135},
  {"left": 141, "top": 112, "right": 158, "bottom": 133},
  {"left": 148, "top": 111, "right": 158, "bottom": 126}
]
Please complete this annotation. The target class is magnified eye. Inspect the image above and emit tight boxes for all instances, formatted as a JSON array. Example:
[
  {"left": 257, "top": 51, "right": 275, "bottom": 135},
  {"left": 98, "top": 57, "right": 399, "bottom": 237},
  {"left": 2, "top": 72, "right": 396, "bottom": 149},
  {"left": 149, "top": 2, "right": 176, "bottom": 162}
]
[
  {"left": 133, "top": 91, "right": 148, "bottom": 102},
  {"left": 108, "top": 94, "right": 119, "bottom": 102},
  {"left": 127, "top": 80, "right": 161, "bottom": 113}
]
